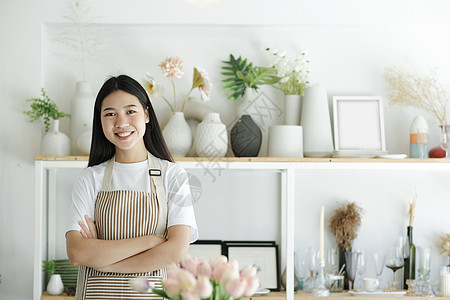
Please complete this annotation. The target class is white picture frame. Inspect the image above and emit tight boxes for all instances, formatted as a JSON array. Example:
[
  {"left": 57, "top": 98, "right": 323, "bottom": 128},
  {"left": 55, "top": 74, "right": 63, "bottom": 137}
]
[
  {"left": 188, "top": 240, "right": 223, "bottom": 262},
  {"left": 332, "top": 96, "right": 386, "bottom": 154}
]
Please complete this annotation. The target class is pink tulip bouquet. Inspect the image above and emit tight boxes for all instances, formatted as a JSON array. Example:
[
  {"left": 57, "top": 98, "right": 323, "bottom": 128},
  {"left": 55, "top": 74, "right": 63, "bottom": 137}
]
[
  {"left": 129, "top": 255, "right": 260, "bottom": 300},
  {"left": 144, "top": 57, "right": 212, "bottom": 113}
]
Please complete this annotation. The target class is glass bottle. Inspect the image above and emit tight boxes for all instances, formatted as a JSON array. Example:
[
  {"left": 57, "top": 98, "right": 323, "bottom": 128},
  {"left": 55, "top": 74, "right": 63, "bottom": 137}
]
[{"left": 403, "top": 226, "right": 416, "bottom": 289}]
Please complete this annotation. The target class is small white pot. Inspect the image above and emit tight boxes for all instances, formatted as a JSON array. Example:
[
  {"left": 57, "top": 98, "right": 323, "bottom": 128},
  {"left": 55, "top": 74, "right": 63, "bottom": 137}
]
[
  {"left": 267, "top": 125, "right": 304, "bottom": 158},
  {"left": 194, "top": 113, "right": 228, "bottom": 157},
  {"left": 47, "top": 274, "right": 64, "bottom": 295},
  {"left": 41, "top": 120, "right": 71, "bottom": 156}
]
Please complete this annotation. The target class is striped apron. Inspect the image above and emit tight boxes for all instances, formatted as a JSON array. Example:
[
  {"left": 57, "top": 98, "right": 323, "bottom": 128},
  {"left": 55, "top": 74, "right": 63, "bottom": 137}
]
[{"left": 75, "top": 153, "right": 168, "bottom": 300}]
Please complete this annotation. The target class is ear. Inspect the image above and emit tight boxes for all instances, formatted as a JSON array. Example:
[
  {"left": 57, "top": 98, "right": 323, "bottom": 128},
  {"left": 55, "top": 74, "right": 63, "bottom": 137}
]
[{"left": 145, "top": 107, "right": 150, "bottom": 123}]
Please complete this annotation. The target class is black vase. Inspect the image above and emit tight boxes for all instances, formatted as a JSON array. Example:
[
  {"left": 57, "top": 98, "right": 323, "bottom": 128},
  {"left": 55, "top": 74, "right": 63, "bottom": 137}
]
[
  {"left": 338, "top": 245, "right": 350, "bottom": 290},
  {"left": 230, "top": 115, "right": 262, "bottom": 157}
]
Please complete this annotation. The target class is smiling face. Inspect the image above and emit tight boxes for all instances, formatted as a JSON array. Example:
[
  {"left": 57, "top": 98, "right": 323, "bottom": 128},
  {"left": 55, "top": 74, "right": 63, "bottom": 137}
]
[{"left": 100, "top": 90, "right": 149, "bottom": 162}]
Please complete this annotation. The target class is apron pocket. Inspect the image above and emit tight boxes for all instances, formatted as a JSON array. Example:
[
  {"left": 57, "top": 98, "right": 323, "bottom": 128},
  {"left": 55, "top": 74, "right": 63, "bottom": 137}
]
[{"left": 85, "top": 275, "right": 163, "bottom": 300}]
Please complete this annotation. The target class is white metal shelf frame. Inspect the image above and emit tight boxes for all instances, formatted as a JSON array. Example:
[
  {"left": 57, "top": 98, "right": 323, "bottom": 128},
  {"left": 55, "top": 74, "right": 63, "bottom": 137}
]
[{"left": 33, "top": 159, "right": 450, "bottom": 300}]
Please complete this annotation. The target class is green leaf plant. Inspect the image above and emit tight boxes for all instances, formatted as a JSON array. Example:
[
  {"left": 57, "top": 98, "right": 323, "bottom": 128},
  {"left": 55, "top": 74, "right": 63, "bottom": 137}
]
[
  {"left": 24, "top": 88, "right": 70, "bottom": 132},
  {"left": 221, "top": 54, "right": 280, "bottom": 101},
  {"left": 42, "top": 260, "right": 56, "bottom": 275}
]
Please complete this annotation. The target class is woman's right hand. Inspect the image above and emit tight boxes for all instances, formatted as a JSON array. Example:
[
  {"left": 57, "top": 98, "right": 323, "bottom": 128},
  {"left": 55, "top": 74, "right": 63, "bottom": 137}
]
[{"left": 78, "top": 215, "right": 97, "bottom": 239}]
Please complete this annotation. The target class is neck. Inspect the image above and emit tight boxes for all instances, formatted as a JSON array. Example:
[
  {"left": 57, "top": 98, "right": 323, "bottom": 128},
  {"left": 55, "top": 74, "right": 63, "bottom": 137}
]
[{"left": 115, "top": 142, "right": 148, "bottom": 163}]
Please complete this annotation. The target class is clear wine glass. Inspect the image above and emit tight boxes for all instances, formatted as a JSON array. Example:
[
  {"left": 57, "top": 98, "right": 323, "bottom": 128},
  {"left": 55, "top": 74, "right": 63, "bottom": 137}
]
[
  {"left": 356, "top": 250, "right": 366, "bottom": 289},
  {"left": 440, "top": 124, "right": 450, "bottom": 158},
  {"left": 345, "top": 251, "right": 360, "bottom": 291},
  {"left": 385, "top": 247, "right": 404, "bottom": 290},
  {"left": 372, "top": 253, "right": 385, "bottom": 279}
]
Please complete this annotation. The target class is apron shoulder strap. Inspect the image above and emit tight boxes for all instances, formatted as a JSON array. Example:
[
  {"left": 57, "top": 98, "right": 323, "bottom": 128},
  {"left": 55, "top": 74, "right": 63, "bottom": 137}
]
[
  {"left": 147, "top": 152, "right": 168, "bottom": 237},
  {"left": 101, "top": 156, "right": 115, "bottom": 191}
]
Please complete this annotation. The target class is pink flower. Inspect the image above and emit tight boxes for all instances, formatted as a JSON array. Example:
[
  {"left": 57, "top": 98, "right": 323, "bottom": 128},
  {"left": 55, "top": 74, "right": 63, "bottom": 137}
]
[
  {"left": 181, "top": 255, "right": 199, "bottom": 277},
  {"left": 220, "top": 263, "right": 239, "bottom": 286},
  {"left": 181, "top": 290, "right": 200, "bottom": 300},
  {"left": 196, "top": 275, "right": 213, "bottom": 298},
  {"left": 195, "top": 67, "right": 212, "bottom": 101},
  {"left": 225, "top": 278, "right": 247, "bottom": 298},
  {"left": 129, "top": 277, "right": 153, "bottom": 293},
  {"left": 211, "top": 255, "right": 227, "bottom": 268},
  {"left": 167, "top": 263, "right": 179, "bottom": 280},
  {"left": 240, "top": 265, "right": 257, "bottom": 279},
  {"left": 178, "top": 269, "right": 197, "bottom": 293},
  {"left": 164, "top": 278, "right": 182, "bottom": 298},
  {"left": 197, "top": 260, "right": 212, "bottom": 277},
  {"left": 159, "top": 57, "right": 184, "bottom": 80},
  {"left": 212, "top": 261, "right": 227, "bottom": 282},
  {"left": 243, "top": 276, "right": 260, "bottom": 296}
]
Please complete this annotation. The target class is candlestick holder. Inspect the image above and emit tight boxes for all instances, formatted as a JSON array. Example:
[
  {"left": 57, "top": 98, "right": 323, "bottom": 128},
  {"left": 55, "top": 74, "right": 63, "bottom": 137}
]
[{"left": 312, "top": 262, "right": 330, "bottom": 297}]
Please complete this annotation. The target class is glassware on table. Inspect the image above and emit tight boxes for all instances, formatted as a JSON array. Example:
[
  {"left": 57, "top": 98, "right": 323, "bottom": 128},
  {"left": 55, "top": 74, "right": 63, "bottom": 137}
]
[
  {"left": 304, "top": 248, "right": 319, "bottom": 292},
  {"left": 417, "top": 247, "right": 432, "bottom": 282},
  {"left": 325, "top": 248, "right": 338, "bottom": 276},
  {"left": 371, "top": 253, "right": 385, "bottom": 279},
  {"left": 385, "top": 246, "right": 404, "bottom": 290},
  {"left": 345, "top": 251, "right": 360, "bottom": 291},
  {"left": 440, "top": 124, "right": 450, "bottom": 158},
  {"left": 295, "top": 250, "right": 308, "bottom": 290},
  {"left": 356, "top": 250, "right": 366, "bottom": 289}
]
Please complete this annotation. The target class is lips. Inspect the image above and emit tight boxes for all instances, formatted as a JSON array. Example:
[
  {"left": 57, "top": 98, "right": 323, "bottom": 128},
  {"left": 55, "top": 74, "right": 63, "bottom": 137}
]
[{"left": 115, "top": 131, "right": 134, "bottom": 140}]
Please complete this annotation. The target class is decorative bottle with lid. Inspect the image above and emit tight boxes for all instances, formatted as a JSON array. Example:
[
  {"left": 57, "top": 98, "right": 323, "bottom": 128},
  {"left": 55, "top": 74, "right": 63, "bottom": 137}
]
[{"left": 410, "top": 116, "right": 428, "bottom": 158}]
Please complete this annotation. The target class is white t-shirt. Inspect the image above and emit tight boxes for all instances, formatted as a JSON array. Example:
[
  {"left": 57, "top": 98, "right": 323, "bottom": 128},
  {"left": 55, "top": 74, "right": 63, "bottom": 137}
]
[{"left": 66, "top": 157, "right": 198, "bottom": 243}]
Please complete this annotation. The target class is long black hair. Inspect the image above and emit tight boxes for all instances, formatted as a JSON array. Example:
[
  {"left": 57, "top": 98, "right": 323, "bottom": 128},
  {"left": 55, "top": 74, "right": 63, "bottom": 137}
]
[{"left": 88, "top": 75, "right": 173, "bottom": 167}]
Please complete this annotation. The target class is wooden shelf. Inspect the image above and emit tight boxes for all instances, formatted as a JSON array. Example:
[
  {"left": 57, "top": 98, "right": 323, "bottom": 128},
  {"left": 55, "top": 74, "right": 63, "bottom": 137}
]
[
  {"left": 33, "top": 155, "right": 450, "bottom": 163},
  {"left": 41, "top": 291, "right": 450, "bottom": 300}
]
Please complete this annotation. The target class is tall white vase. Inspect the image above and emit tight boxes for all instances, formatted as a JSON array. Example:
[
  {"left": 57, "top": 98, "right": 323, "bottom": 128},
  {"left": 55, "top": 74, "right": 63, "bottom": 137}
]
[
  {"left": 163, "top": 112, "right": 193, "bottom": 157},
  {"left": 70, "top": 81, "right": 94, "bottom": 155},
  {"left": 194, "top": 113, "right": 228, "bottom": 157},
  {"left": 300, "top": 86, "right": 333, "bottom": 157},
  {"left": 41, "top": 120, "right": 71, "bottom": 156},
  {"left": 47, "top": 274, "right": 64, "bottom": 295},
  {"left": 284, "top": 94, "right": 302, "bottom": 125}
]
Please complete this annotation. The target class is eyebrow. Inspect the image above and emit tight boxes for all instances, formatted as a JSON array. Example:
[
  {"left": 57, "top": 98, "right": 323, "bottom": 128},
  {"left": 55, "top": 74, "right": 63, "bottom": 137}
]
[{"left": 102, "top": 104, "right": 138, "bottom": 112}]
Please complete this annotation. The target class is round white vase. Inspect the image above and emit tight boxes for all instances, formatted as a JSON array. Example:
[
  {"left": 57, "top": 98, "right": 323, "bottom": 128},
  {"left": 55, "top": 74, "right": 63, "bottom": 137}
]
[
  {"left": 163, "top": 112, "right": 193, "bottom": 157},
  {"left": 77, "top": 130, "right": 92, "bottom": 155},
  {"left": 41, "top": 120, "right": 71, "bottom": 156},
  {"left": 284, "top": 94, "right": 302, "bottom": 125},
  {"left": 194, "top": 113, "right": 228, "bottom": 157},
  {"left": 300, "top": 86, "right": 333, "bottom": 157},
  {"left": 267, "top": 125, "right": 303, "bottom": 158},
  {"left": 47, "top": 274, "right": 64, "bottom": 295},
  {"left": 70, "top": 81, "right": 94, "bottom": 155}
]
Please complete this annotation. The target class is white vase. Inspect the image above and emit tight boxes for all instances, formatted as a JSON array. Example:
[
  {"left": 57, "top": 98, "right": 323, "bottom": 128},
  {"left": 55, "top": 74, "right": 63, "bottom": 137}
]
[
  {"left": 163, "top": 112, "right": 193, "bottom": 157},
  {"left": 194, "top": 113, "right": 228, "bottom": 157},
  {"left": 47, "top": 274, "right": 64, "bottom": 295},
  {"left": 183, "top": 97, "right": 216, "bottom": 122},
  {"left": 300, "top": 86, "right": 333, "bottom": 157},
  {"left": 41, "top": 120, "right": 71, "bottom": 156},
  {"left": 267, "top": 125, "right": 303, "bottom": 158},
  {"left": 77, "top": 129, "right": 92, "bottom": 155},
  {"left": 284, "top": 94, "right": 302, "bottom": 125},
  {"left": 70, "top": 81, "right": 94, "bottom": 155}
]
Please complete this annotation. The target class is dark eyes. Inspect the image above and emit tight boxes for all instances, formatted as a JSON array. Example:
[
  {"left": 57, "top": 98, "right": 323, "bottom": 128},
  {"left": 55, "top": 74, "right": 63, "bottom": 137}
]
[{"left": 103, "top": 110, "right": 136, "bottom": 117}]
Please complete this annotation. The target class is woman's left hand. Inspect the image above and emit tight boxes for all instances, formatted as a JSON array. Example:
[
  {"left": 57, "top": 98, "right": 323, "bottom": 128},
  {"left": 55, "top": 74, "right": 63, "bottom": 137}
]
[{"left": 78, "top": 215, "right": 97, "bottom": 239}]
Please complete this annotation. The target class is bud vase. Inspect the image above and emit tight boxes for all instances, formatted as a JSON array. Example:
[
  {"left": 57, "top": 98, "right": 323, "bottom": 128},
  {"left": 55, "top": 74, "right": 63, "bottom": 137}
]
[
  {"left": 47, "top": 274, "right": 64, "bottom": 295},
  {"left": 69, "top": 81, "right": 94, "bottom": 155},
  {"left": 284, "top": 94, "right": 302, "bottom": 125},
  {"left": 194, "top": 113, "right": 228, "bottom": 157},
  {"left": 163, "top": 112, "right": 193, "bottom": 157},
  {"left": 230, "top": 114, "right": 262, "bottom": 157},
  {"left": 41, "top": 119, "right": 71, "bottom": 156}
]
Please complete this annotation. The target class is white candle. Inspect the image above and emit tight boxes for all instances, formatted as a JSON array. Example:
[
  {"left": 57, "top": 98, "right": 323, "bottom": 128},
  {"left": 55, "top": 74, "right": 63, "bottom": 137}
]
[
  {"left": 442, "top": 268, "right": 450, "bottom": 297},
  {"left": 319, "top": 205, "right": 324, "bottom": 264}
]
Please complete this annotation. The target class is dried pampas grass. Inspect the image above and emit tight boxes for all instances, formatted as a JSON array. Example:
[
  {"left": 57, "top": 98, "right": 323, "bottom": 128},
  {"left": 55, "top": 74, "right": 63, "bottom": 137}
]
[
  {"left": 329, "top": 202, "right": 363, "bottom": 250},
  {"left": 437, "top": 233, "right": 450, "bottom": 257}
]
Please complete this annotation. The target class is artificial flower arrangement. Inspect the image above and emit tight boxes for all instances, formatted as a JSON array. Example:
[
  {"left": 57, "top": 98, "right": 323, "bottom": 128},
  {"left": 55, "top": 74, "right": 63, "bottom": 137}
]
[
  {"left": 129, "top": 255, "right": 260, "bottom": 299},
  {"left": 266, "top": 48, "right": 310, "bottom": 95},
  {"left": 144, "top": 57, "right": 212, "bottom": 113},
  {"left": 221, "top": 54, "right": 280, "bottom": 101}
]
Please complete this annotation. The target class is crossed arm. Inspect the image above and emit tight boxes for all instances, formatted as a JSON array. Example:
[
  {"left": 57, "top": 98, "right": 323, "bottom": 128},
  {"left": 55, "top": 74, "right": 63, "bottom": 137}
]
[{"left": 66, "top": 215, "right": 190, "bottom": 274}]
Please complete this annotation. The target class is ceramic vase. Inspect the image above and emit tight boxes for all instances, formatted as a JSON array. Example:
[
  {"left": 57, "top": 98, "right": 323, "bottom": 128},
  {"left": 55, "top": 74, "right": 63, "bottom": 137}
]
[
  {"left": 77, "top": 130, "right": 92, "bottom": 155},
  {"left": 267, "top": 125, "right": 303, "bottom": 157},
  {"left": 47, "top": 274, "right": 64, "bottom": 295},
  {"left": 194, "top": 113, "right": 228, "bottom": 157},
  {"left": 41, "top": 120, "right": 71, "bottom": 156},
  {"left": 230, "top": 115, "right": 262, "bottom": 157},
  {"left": 409, "top": 116, "right": 428, "bottom": 158},
  {"left": 163, "top": 112, "right": 193, "bottom": 157},
  {"left": 284, "top": 94, "right": 302, "bottom": 125},
  {"left": 300, "top": 86, "right": 333, "bottom": 157},
  {"left": 70, "top": 81, "right": 94, "bottom": 155},
  {"left": 237, "top": 88, "right": 258, "bottom": 117}
]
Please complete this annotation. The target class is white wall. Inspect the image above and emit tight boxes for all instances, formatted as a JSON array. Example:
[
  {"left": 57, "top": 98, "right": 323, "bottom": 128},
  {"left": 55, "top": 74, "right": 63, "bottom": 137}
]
[{"left": 1, "top": 0, "right": 450, "bottom": 299}]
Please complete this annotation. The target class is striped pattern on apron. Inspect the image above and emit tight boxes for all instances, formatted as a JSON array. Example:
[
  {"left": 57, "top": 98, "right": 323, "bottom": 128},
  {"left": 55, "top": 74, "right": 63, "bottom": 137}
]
[{"left": 76, "top": 153, "right": 168, "bottom": 300}]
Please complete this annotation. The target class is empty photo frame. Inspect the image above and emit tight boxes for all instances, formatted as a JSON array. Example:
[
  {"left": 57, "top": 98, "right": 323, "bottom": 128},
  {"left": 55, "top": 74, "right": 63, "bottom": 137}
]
[{"left": 333, "top": 96, "right": 386, "bottom": 154}]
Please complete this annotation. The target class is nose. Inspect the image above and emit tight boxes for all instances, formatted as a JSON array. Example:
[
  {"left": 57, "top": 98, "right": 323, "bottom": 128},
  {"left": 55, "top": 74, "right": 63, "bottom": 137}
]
[{"left": 115, "top": 114, "right": 129, "bottom": 128}]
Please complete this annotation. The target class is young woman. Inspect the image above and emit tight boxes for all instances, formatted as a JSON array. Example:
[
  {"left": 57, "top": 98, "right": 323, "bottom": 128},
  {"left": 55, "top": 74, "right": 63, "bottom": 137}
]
[{"left": 66, "top": 75, "right": 198, "bottom": 299}]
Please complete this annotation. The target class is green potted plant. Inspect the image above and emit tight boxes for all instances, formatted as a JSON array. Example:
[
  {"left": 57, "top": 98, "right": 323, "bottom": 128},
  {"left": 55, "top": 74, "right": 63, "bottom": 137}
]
[
  {"left": 42, "top": 260, "right": 64, "bottom": 295},
  {"left": 24, "top": 88, "right": 71, "bottom": 156}
]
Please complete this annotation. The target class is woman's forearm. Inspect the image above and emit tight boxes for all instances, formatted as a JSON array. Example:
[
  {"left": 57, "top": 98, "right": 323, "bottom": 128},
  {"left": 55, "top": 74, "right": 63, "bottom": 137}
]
[
  {"left": 96, "top": 225, "right": 190, "bottom": 274},
  {"left": 66, "top": 230, "right": 166, "bottom": 268}
]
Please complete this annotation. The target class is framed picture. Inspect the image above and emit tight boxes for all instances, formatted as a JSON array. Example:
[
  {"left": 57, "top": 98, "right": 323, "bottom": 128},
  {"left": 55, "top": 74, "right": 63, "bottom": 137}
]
[
  {"left": 223, "top": 242, "right": 280, "bottom": 291},
  {"left": 188, "top": 240, "right": 223, "bottom": 262},
  {"left": 332, "top": 96, "right": 386, "bottom": 156}
]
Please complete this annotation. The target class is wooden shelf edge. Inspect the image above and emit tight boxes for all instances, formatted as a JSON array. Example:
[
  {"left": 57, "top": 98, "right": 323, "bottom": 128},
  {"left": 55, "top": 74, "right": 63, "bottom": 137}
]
[{"left": 34, "top": 155, "right": 450, "bottom": 163}]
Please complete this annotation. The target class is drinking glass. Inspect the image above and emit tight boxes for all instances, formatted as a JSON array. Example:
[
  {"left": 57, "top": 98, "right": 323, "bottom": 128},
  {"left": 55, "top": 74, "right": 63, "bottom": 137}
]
[
  {"left": 417, "top": 247, "right": 431, "bottom": 282},
  {"left": 356, "top": 250, "right": 366, "bottom": 289},
  {"left": 325, "top": 248, "right": 338, "bottom": 276},
  {"left": 345, "top": 251, "right": 360, "bottom": 290},
  {"left": 371, "top": 253, "right": 385, "bottom": 279},
  {"left": 385, "top": 247, "right": 404, "bottom": 290},
  {"left": 440, "top": 124, "right": 450, "bottom": 158}
]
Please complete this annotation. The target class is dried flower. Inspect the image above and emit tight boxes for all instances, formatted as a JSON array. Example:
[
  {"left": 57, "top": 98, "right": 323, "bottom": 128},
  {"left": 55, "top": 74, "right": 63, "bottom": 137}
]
[
  {"left": 385, "top": 67, "right": 450, "bottom": 124},
  {"left": 409, "top": 189, "right": 417, "bottom": 227},
  {"left": 329, "top": 202, "right": 364, "bottom": 250},
  {"left": 266, "top": 48, "right": 310, "bottom": 95},
  {"left": 437, "top": 233, "right": 450, "bottom": 256}
]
